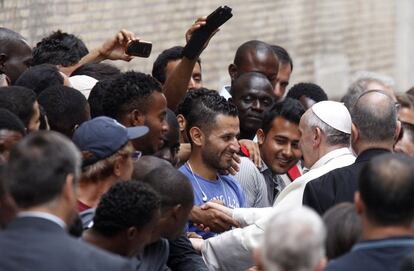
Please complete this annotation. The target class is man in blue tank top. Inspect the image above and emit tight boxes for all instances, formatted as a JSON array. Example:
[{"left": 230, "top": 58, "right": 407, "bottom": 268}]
[{"left": 178, "top": 90, "right": 246, "bottom": 239}]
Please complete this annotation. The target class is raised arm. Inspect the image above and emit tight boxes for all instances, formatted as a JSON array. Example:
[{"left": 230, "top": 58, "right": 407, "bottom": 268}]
[
  {"left": 60, "top": 29, "right": 136, "bottom": 76},
  {"left": 163, "top": 17, "right": 219, "bottom": 111}
]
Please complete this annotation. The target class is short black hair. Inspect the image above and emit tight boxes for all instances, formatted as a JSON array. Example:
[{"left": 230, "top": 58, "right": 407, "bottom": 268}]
[
  {"left": 142, "top": 166, "right": 194, "bottom": 212},
  {"left": 152, "top": 46, "right": 183, "bottom": 84},
  {"left": 185, "top": 88, "right": 238, "bottom": 138},
  {"left": 0, "top": 86, "right": 37, "bottom": 128},
  {"left": 71, "top": 62, "right": 121, "bottom": 81},
  {"left": 15, "top": 64, "right": 64, "bottom": 95},
  {"left": 0, "top": 108, "right": 26, "bottom": 135},
  {"left": 92, "top": 181, "right": 160, "bottom": 237},
  {"left": 286, "top": 83, "right": 328, "bottom": 102},
  {"left": 6, "top": 131, "right": 81, "bottom": 208},
  {"left": 38, "top": 85, "right": 89, "bottom": 138},
  {"left": 359, "top": 153, "right": 414, "bottom": 226},
  {"left": 271, "top": 45, "right": 293, "bottom": 70},
  {"left": 176, "top": 88, "right": 220, "bottom": 117},
  {"left": 88, "top": 79, "right": 112, "bottom": 118},
  {"left": 102, "top": 71, "right": 162, "bottom": 120},
  {"left": 166, "top": 108, "right": 179, "bottom": 132},
  {"left": 32, "top": 30, "right": 89, "bottom": 67},
  {"left": 152, "top": 46, "right": 201, "bottom": 85},
  {"left": 262, "top": 98, "right": 305, "bottom": 134}
]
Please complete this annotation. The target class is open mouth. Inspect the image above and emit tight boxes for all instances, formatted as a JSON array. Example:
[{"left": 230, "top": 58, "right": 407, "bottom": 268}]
[{"left": 277, "top": 157, "right": 294, "bottom": 167}]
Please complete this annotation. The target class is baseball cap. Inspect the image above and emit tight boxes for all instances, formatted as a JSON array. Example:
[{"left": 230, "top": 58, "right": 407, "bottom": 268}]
[
  {"left": 72, "top": 116, "right": 148, "bottom": 167},
  {"left": 311, "top": 101, "right": 352, "bottom": 134}
]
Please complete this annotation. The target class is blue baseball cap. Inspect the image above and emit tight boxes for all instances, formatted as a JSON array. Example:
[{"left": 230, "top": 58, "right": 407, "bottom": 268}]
[{"left": 72, "top": 116, "right": 148, "bottom": 167}]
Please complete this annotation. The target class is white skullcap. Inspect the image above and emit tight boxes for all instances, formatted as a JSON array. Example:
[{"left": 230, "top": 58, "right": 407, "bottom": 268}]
[
  {"left": 311, "top": 101, "right": 352, "bottom": 134},
  {"left": 69, "top": 75, "right": 98, "bottom": 99}
]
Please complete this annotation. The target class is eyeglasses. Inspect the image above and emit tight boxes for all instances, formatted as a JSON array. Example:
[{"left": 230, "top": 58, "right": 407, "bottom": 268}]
[{"left": 132, "top": 151, "right": 142, "bottom": 161}]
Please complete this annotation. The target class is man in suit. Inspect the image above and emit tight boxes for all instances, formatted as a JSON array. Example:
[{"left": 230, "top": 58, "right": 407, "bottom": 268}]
[
  {"left": 303, "top": 90, "right": 400, "bottom": 215},
  {"left": 0, "top": 131, "right": 134, "bottom": 271},
  {"left": 325, "top": 154, "right": 414, "bottom": 271}
]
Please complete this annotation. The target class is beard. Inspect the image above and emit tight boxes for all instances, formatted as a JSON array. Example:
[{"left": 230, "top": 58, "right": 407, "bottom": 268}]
[{"left": 201, "top": 146, "right": 234, "bottom": 171}]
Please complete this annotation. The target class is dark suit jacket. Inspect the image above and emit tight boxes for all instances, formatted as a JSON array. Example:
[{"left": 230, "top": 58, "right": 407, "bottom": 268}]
[
  {"left": 167, "top": 233, "right": 208, "bottom": 271},
  {"left": 302, "top": 149, "right": 389, "bottom": 215},
  {"left": 0, "top": 216, "right": 135, "bottom": 271}
]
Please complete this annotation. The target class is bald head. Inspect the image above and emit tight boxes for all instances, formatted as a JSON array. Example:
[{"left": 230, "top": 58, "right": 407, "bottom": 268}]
[
  {"left": 0, "top": 28, "right": 25, "bottom": 42},
  {"left": 359, "top": 153, "right": 414, "bottom": 226},
  {"left": 351, "top": 90, "right": 398, "bottom": 145},
  {"left": 229, "top": 40, "right": 279, "bottom": 90},
  {"left": 0, "top": 28, "right": 32, "bottom": 84},
  {"left": 132, "top": 155, "right": 172, "bottom": 180}
]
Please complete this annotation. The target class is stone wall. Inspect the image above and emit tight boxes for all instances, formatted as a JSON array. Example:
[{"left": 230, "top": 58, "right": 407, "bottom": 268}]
[{"left": 1, "top": 0, "right": 408, "bottom": 98}]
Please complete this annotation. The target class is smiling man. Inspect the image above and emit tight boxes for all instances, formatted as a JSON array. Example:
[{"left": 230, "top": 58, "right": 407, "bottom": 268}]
[
  {"left": 230, "top": 72, "right": 276, "bottom": 140},
  {"left": 178, "top": 92, "right": 246, "bottom": 239},
  {"left": 235, "top": 98, "right": 304, "bottom": 207}
]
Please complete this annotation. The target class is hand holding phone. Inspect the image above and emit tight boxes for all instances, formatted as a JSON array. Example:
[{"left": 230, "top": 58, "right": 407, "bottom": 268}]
[
  {"left": 125, "top": 40, "right": 152, "bottom": 58},
  {"left": 182, "top": 6, "right": 233, "bottom": 59}
]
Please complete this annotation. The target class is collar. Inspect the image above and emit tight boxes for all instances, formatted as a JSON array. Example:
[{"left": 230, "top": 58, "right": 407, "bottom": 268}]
[
  {"left": 356, "top": 148, "right": 390, "bottom": 163},
  {"left": 352, "top": 236, "right": 414, "bottom": 252},
  {"left": 260, "top": 162, "right": 269, "bottom": 173},
  {"left": 18, "top": 211, "right": 66, "bottom": 229},
  {"left": 309, "top": 147, "right": 354, "bottom": 170}
]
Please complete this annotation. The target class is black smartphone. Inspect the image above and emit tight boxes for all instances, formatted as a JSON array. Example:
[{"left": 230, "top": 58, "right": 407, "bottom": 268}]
[
  {"left": 204, "top": 5, "right": 233, "bottom": 32},
  {"left": 182, "top": 6, "right": 233, "bottom": 59},
  {"left": 125, "top": 40, "right": 152, "bottom": 58}
]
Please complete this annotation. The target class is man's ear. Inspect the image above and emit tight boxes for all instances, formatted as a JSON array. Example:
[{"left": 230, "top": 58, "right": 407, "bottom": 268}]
[
  {"left": 257, "top": 129, "right": 265, "bottom": 146},
  {"left": 129, "top": 109, "right": 145, "bottom": 126},
  {"left": 189, "top": 127, "right": 203, "bottom": 146},
  {"left": 394, "top": 120, "right": 402, "bottom": 143},
  {"left": 176, "top": 114, "right": 186, "bottom": 133},
  {"left": 313, "top": 127, "right": 322, "bottom": 148},
  {"left": 127, "top": 227, "right": 138, "bottom": 240},
  {"left": 351, "top": 123, "right": 359, "bottom": 144},
  {"left": 113, "top": 158, "right": 122, "bottom": 177},
  {"left": 354, "top": 191, "right": 364, "bottom": 215},
  {"left": 171, "top": 204, "right": 183, "bottom": 221},
  {"left": 228, "top": 64, "right": 238, "bottom": 82},
  {"left": 62, "top": 174, "right": 76, "bottom": 205}
]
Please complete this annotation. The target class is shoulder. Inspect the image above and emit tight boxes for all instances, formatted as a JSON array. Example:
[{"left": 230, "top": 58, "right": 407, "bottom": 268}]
[
  {"left": 69, "top": 238, "right": 135, "bottom": 269},
  {"left": 221, "top": 174, "right": 243, "bottom": 189},
  {"left": 308, "top": 163, "right": 356, "bottom": 188},
  {"left": 178, "top": 164, "right": 188, "bottom": 174},
  {"left": 235, "top": 158, "right": 263, "bottom": 182},
  {"left": 239, "top": 157, "right": 257, "bottom": 169},
  {"left": 325, "top": 253, "right": 358, "bottom": 271}
]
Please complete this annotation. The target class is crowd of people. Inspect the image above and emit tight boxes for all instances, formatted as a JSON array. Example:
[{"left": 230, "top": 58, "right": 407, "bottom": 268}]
[{"left": 0, "top": 11, "right": 414, "bottom": 271}]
